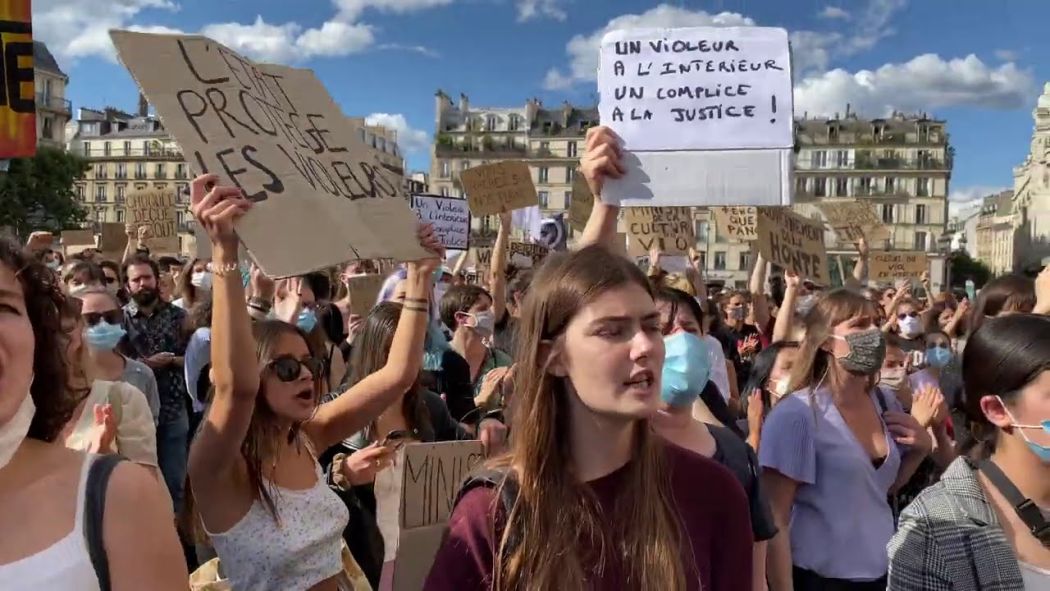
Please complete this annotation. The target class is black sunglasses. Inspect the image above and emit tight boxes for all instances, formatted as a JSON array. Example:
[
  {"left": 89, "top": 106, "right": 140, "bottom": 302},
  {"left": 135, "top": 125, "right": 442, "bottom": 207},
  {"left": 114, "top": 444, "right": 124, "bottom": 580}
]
[
  {"left": 897, "top": 311, "right": 919, "bottom": 319},
  {"left": 82, "top": 310, "right": 123, "bottom": 327},
  {"left": 267, "top": 355, "right": 325, "bottom": 382}
]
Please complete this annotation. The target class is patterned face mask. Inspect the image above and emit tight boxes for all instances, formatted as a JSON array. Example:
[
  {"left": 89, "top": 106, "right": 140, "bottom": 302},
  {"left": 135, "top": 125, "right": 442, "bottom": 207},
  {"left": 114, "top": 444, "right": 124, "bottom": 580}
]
[{"left": 830, "top": 328, "right": 886, "bottom": 376}]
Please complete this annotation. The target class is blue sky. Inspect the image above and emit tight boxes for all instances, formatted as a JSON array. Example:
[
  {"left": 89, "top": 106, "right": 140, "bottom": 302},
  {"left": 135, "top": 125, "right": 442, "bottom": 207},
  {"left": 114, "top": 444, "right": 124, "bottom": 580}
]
[{"left": 36, "top": 0, "right": 1047, "bottom": 207}]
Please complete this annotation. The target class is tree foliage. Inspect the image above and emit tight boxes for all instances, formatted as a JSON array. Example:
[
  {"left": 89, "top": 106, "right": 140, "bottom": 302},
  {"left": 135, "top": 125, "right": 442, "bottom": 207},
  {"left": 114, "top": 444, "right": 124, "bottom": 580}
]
[
  {"left": 0, "top": 147, "right": 89, "bottom": 240},
  {"left": 950, "top": 251, "right": 992, "bottom": 288}
]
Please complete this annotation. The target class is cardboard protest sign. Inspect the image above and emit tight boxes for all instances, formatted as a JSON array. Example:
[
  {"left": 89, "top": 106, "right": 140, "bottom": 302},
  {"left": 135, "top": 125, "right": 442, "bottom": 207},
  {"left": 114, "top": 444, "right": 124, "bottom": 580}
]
[
  {"left": 597, "top": 26, "right": 793, "bottom": 207},
  {"left": 460, "top": 161, "right": 538, "bottom": 216},
  {"left": 98, "top": 223, "right": 128, "bottom": 260},
  {"left": 375, "top": 441, "right": 485, "bottom": 591},
  {"left": 0, "top": 0, "right": 36, "bottom": 159},
  {"left": 346, "top": 273, "right": 386, "bottom": 316},
  {"left": 568, "top": 173, "right": 594, "bottom": 231},
  {"left": 109, "top": 31, "right": 426, "bottom": 278},
  {"left": 624, "top": 207, "right": 695, "bottom": 256},
  {"left": 870, "top": 251, "right": 928, "bottom": 281},
  {"left": 816, "top": 201, "right": 891, "bottom": 243},
  {"left": 125, "top": 188, "right": 179, "bottom": 254},
  {"left": 711, "top": 206, "right": 758, "bottom": 241},
  {"left": 411, "top": 194, "right": 470, "bottom": 250},
  {"left": 508, "top": 242, "right": 549, "bottom": 268},
  {"left": 61, "top": 230, "right": 97, "bottom": 256},
  {"left": 755, "top": 207, "right": 829, "bottom": 283}
]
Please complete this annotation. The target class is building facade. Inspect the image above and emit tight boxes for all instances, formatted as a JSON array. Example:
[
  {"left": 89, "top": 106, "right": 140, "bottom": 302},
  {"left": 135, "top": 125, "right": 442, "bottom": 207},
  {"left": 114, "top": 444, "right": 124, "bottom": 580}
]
[
  {"left": 33, "top": 41, "right": 71, "bottom": 149},
  {"left": 975, "top": 190, "right": 1018, "bottom": 276},
  {"left": 1010, "top": 82, "right": 1050, "bottom": 274},
  {"left": 67, "top": 104, "right": 194, "bottom": 253}
]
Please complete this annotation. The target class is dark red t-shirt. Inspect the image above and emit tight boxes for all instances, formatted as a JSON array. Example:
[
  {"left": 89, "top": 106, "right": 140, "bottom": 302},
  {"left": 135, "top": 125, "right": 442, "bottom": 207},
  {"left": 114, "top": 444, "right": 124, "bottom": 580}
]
[{"left": 423, "top": 442, "right": 753, "bottom": 590}]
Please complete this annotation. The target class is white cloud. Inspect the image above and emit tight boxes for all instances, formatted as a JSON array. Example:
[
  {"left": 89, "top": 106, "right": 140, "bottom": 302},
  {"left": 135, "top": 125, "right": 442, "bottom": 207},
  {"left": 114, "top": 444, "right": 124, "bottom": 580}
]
[
  {"left": 818, "top": 6, "right": 850, "bottom": 19},
  {"left": 517, "top": 0, "right": 567, "bottom": 22},
  {"left": 542, "top": 4, "right": 754, "bottom": 90},
  {"left": 377, "top": 43, "right": 441, "bottom": 58},
  {"left": 34, "top": 0, "right": 178, "bottom": 62},
  {"left": 795, "top": 54, "right": 1034, "bottom": 117},
  {"left": 994, "top": 48, "right": 1019, "bottom": 61},
  {"left": 949, "top": 185, "right": 1009, "bottom": 203},
  {"left": 790, "top": 0, "right": 906, "bottom": 74},
  {"left": 294, "top": 21, "right": 375, "bottom": 58},
  {"left": 365, "top": 113, "right": 430, "bottom": 155},
  {"left": 333, "top": 0, "right": 454, "bottom": 21}
]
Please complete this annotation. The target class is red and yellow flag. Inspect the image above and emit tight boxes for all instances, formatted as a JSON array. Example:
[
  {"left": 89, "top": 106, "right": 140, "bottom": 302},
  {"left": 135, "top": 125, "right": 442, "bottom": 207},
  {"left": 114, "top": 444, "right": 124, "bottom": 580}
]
[{"left": 0, "top": 0, "right": 35, "bottom": 159}]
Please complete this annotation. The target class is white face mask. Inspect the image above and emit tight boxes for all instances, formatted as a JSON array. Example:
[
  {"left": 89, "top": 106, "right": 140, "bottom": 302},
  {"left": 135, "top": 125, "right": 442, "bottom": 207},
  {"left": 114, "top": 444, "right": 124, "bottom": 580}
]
[
  {"left": 466, "top": 310, "right": 496, "bottom": 337},
  {"left": 899, "top": 315, "right": 922, "bottom": 337},
  {"left": 190, "top": 271, "right": 213, "bottom": 290},
  {"left": 771, "top": 377, "right": 792, "bottom": 399},
  {"left": 0, "top": 386, "right": 35, "bottom": 470}
]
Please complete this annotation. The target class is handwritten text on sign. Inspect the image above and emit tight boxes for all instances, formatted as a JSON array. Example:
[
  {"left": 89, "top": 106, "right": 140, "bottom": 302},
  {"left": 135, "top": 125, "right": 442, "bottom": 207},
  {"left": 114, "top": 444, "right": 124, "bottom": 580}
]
[
  {"left": 411, "top": 195, "right": 470, "bottom": 250},
  {"left": 126, "top": 188, "right": 179, "bottom": 253},
  {"left": 870, "top": 252, "right": 928, "bottom": 281},
  {"left": 625, "top": 207, "right": 696, "bottom": 256},
  {"left": 816, "top": 201, "right": 891, "bottom": 243},
  {"left": 598, "top": 26, "right": 793, "bottom": 151},
  {"left": 711, "top": 206, "right": 758, "bottom": 241},
  {"left": 508, "top": 242, "right": 550, "bottom": 268},
  {"left": 460, "top": 161, "right": 538, "bottom": 216},
  {"left": 109, "top": 31, "right": 425, "bottom": 278},
  {"left": 755, "top": 207, "right": 829, "bottom": 282},
  {"left": 0, "top": 0, "right": 36, "bottom": 159},
  {"left": 400, "top": 442, "right": 484, "bottom": 529}
]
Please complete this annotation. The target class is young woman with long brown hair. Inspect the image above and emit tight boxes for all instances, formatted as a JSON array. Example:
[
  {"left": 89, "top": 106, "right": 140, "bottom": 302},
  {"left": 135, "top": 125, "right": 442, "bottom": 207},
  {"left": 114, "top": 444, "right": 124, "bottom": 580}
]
[
  {"left": 425, "top": 244, "right": 752, "bottom": 591},
  {"left": 185, "top": 175, "right": 443, "bottom": 591},
  {"left": 760, "top": 290, "right": 933, "bottom": 590}
]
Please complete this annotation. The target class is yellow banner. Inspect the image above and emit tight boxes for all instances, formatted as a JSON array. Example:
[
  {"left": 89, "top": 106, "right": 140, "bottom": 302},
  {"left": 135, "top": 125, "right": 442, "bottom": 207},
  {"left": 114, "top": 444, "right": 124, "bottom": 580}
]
[{"left": 0, "top": 0, "right": 36, "bottom": 159}]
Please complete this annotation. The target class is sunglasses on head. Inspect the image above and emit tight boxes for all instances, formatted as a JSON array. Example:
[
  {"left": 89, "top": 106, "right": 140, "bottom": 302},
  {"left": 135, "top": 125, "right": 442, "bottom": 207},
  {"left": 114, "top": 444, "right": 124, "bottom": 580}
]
[
  {"left": 898, "top": 311, "right": 919, "bottom": 319},
  {"left": 267, "top": 355, "right": 324, "bottom": 382},
  {"left": 82, "top": 310, "right": 123, "bottom": 326}
]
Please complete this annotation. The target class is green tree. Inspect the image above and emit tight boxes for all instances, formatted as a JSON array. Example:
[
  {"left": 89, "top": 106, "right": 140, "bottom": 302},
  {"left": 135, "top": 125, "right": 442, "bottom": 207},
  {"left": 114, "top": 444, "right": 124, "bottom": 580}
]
[
  {"left": 950, "top": 251, "right": 992, "bottom": 288},
  {"left": 0, "top": 146, "right": 89, "bottom": 240}
]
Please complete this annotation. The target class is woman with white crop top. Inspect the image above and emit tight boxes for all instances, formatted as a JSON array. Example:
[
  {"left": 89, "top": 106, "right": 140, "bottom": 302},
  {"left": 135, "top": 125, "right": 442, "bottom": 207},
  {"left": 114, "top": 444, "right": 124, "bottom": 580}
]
[
  {"left": 0, "top": 238, "right": 185, "bottom": 589},
  {"left": 186, "top": 175, "right": 444, "bottom": 590}
]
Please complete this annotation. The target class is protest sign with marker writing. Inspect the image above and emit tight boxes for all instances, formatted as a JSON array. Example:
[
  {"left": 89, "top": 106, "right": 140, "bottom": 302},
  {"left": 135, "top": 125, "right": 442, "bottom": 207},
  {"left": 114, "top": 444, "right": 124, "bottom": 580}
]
[
  {"left": 109, "top": 30, "right": 426, "bottom": 278},
  {"left": 410, "top": 194, "right": 470, "bottom": 250},
  {"left": 460, "top": 161, "right": 538, "bottom": 216},
  {"left": 816, "top": 201, "right": 891, "bottom": 243},
  {"left": 870, "top": 251, "right": 928, "bottom": 281},
  {"left": 0, "top": 0, "right": 36, "bottom": 159},
  {"left": 346, "top": 273, "right": 386, "bottom": 316},
  {"left": 508, "top": 242, "right": 549, "bottom": 268},
  {"left": 624, "top": 207, "right": 695, "bottom": 256},
  {"left": 126, "top": 188, "right": 179, "bottom": 254},
  {"left": 98, "top": 223, "right": 128, "bottom": 260},
  {"left": 61, "top": 230, "right": 96, "bottom": 256},
  {"left": 711, "top": 206, "right": 758, "bottom": 241},
  {"left": 755, "top": 207, "right": 829, "bottom": 283},
  {"left": 568, "top": 173, "right": 594, "bottom": 231}
]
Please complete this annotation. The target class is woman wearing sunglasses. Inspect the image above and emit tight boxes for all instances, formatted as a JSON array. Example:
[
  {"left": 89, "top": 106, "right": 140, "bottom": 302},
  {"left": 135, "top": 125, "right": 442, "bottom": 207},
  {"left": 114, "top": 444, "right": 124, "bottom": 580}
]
[{"left": 184, "top": 175, "right": 443, "bottom": 591}]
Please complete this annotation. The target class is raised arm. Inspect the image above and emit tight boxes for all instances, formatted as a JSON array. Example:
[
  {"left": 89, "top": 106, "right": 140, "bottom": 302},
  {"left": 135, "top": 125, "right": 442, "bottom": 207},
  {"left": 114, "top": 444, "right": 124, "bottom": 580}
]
[
  {"left": 847, "top": 236, "right": 869, "bottom": 290},
  {"left": 749, "top": 253, "right": 772, "bottom": 333},
  {"left": 489, "top": 212, "right": 512, "bottom": 323},
  {"left": 305, "top": 227, "right": 444, "bottom": 450},
  {"left": 185, "top": 176, "right": 257, "bottom": 479},
  {"left": 578, "top": 126, "right": 625, "bottom": 252},
  {"left": 772, "top": 271, "right": 800, "bottom": 344}
]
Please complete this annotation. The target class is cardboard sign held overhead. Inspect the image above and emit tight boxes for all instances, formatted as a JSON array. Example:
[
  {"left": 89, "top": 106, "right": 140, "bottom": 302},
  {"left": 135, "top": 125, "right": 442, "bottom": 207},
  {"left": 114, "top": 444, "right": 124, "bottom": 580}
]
[
  {"left": 0, "top": 0, "right": 36, "bottom": 159},
  {"left": 410, "top": 195, "right": 470, "bottom": 250},
  {"left": 375, "top": 441, "right": 485, "bottom": 591},
  {"left": 711, "top": 206, "right": 758, "bottom": 241},
  {"left": 624, "top": 207, "right": 695, "bottom": 256},
  {"left": 125, "top": 188, "right": 179, "bottom": 254},
  {"left": 568, "top": 173, "right": 594, "bottom": 231},
  {"left": 109, "top": 30, "right": 426, "bottom": 279},
  {"left": 61, "top": 230, "right": 96, "bottom": 256},
  {"left": 346, "top": 273, "right": 386, "bottom": 316},
  {"left": 816, "top": 201, "right": 891, "bottom": 243},
  {"left": 460, "top": 161, "right": 538, "bottom": 216},
  {"left": 508, "top": 242, "right": 549, "bottom": 268},
  {"left": 98, "top": 223, "right": 129, "bottom": 260},
  {"left": 597, "top": 26, "right": 794, "bottom": 207},
  {"left": 870, "top": 251, "right": 928, "bottom": 281},
  {"left": 755, "top": 207, "right": 829, "bottom": 283}
]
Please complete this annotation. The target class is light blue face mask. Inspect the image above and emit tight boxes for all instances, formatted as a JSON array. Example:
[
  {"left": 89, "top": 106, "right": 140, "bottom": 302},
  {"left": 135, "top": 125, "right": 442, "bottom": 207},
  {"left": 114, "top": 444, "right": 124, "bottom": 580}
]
[
  {"left": 999, "top": 397, "right": 1050, "bottom": 463},
  {"left": 926, "top": 346, "right": 953, "bottom": 368},
  {"left": 660, "top": 332, "right": 711, "bottom": 408},
  {"left": 296, "top": 309, "right": 318, "bottom": 333},
  {"left": 83, "top": 321, "right": 127, "bottom": 351}
]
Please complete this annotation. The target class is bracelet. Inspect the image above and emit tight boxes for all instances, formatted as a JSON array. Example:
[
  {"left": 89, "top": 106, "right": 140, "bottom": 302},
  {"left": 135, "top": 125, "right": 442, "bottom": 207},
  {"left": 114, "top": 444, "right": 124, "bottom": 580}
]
[
  {"left": 212, "top": 261, "right": 239, "bottom": 277},
  {"left": 248, "top": 296, "right": 272, "bottom": 311},
  {"left": 403, "top": 297, "right": 429, "bottom": 304},
  {"left": 402, "top": 304, "right": 429, "bottom": 313}
]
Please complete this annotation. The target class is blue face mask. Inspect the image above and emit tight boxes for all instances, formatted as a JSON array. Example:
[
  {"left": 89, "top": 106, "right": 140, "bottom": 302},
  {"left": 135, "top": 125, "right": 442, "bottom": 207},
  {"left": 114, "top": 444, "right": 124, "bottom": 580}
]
[
  {"left": 84, "top": 321, "right": 127, "bottom": 351},
  {"left": 296, "top": 309, "right": 318, "bottom": 333},
  {"left": 926, "top": 346, "right": 952, "bottom": 368},
  {"left": 660, "top": 332, "right": 711, "bottom": 408},
  {"left": 999, "top": 397, "right": 1050, "bottom": 463}
]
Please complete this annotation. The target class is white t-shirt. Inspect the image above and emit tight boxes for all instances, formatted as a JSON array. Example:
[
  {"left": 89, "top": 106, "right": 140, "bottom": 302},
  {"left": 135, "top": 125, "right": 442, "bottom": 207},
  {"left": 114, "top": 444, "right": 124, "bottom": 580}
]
[{"left": 64, "top": 380, "right": 158, "bottom": 467}]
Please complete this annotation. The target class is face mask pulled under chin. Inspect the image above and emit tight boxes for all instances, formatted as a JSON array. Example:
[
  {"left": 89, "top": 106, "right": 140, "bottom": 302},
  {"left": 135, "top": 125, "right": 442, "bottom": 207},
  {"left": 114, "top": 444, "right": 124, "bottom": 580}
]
[{"left": 0, "top": 380, "right": 35, "bottom": 470}]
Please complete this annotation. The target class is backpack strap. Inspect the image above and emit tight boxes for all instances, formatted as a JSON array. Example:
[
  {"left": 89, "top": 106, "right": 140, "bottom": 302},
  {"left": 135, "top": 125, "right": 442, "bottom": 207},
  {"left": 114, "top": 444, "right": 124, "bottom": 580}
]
[
  {"left": 873, "top": 386, "right": 891, "bottom": 414},
  {"left": 457, "top": 468, "right": 521, "bottom": 556},
  {"left": 979, "top": 459, "right": 1050, "bottom": 547},
  {"left": 84, "top": 454, "right": 125, "bottom": 591}
]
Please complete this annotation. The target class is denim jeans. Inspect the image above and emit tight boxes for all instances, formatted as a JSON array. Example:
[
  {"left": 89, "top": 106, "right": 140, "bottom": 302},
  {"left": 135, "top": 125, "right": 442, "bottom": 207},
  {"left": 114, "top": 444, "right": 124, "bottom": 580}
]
[{"left": 156, "top": 407, "right": 190, "bottom": 514}]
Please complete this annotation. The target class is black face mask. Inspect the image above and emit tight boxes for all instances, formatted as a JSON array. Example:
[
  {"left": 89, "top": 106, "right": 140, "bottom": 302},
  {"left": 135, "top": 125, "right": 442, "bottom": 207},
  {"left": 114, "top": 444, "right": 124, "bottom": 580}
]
[{"left": 131, "top": 288, "right": 158, "bottom": 307}]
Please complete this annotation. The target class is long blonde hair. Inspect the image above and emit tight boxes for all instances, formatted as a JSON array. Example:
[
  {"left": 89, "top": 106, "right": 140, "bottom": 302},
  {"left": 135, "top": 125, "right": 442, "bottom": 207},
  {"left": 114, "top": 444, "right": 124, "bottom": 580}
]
[
  {"left": 788, "top": 289, "right": 880, "bottom": 394},
  {"left": 489, "top": 245, "right": 689, "bottom": 591}
]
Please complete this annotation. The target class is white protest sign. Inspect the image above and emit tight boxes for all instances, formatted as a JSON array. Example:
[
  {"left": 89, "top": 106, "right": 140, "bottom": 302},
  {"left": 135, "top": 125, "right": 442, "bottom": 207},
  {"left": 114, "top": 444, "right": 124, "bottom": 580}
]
[
  {"left": 109, "top": 30, "right": 426, "bottom": 279},
  {"left": 410, "top": 194, "right": 470, "bottom": 250},
  {"left": 597, "top": 26, "right": 794, "bottom": 207}
]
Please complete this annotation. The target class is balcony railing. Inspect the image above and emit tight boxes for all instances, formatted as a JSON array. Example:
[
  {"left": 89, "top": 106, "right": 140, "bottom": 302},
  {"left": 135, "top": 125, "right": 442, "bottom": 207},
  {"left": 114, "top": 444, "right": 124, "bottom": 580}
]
[
  {"left": 80, "top": 147, "right": 183, "bottom": 159},
  {"left": 852, "top": 156, "right": 949, "bottom": 171},
  {"left": 36, "top": 93, "right": 71, "bottom": 113}
]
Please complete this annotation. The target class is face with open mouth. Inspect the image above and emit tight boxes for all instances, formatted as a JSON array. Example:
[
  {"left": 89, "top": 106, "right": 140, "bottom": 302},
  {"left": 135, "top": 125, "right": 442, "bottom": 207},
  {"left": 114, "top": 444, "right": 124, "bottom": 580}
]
[
  {"left": 261, "top": 331, "right": 320, "bottom": 423},
  {"left": 550, "top": 283, "right": 665, "bottom": 420}
]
